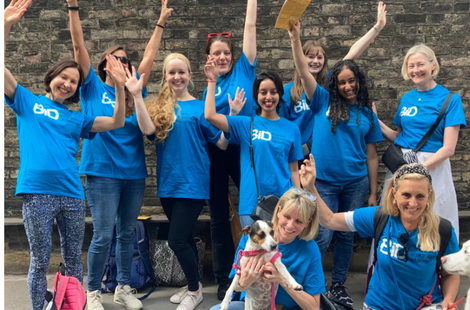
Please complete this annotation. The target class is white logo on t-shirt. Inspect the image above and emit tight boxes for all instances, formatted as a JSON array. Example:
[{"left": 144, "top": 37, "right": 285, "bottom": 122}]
[
  {"left": 215, "top": 87, "right": 222, "bottom": 97},
  {"left": 252, "top": 129, "right": 272, "bottom": 141},
  {"left": 294, "top": 100, "right": 310, "bottom": 113},
  {"left": 34, "top": 103, "right": 59, "bottom": 120},
  {"left": 400, "top": 106, "right": 418, "bottom": 117},
  {"left": 102, "top": 92, "right": 115, "bottom": 108},
  {"left": 379, "top": 238, "right": 402, "bottom": 259}
]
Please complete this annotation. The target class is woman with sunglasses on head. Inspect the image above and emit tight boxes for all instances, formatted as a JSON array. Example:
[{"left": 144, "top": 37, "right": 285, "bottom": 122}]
[
  {"left": 133, "top": 52, "right": 227, "bottom": 310},
  {"left": 202, "top": 0, "right": 258, "bottom": 300},
  {"left": 300, "top": 155, "right": 460, "bottom": 310},
  {"left": 280, "top": 2, "right": 387, "bottom": 163},
  {"left": 289, "top": 20, "right": 383, "bottom": 307},
  {"left": 67, "top": 0, "right": 173, "bottom": 309},
  {"left": 210, "top": 187, "right": 325, "bottom": 310},
  {"left": 4, "top": 1, "right": 135, "bottom": 309},
  {"left": 372, "top": 44, "right": 466, "bottom": 239}
]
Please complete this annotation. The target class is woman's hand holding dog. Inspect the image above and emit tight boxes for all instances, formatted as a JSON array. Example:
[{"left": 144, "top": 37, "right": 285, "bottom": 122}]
[
  {"left": 237, "top": 256, "right": 265, "bottom": 291},
  {"left": 262, "top": 262, "right": 290, "bottom": 289}
]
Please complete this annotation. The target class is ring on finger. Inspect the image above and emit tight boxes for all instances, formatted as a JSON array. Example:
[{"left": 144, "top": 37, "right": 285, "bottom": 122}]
[
  {"left": 254, "top": 271, "right": 259, "bottom": 275},
  {"left": 18, "top": 5, "right": 21, "bottom": 8}
]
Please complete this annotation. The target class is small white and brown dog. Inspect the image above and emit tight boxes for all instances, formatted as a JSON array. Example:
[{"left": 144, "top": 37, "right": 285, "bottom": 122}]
[
  {"left": 441, "top": 239, "right": 470, "bottom": 310},
  {"left": 220, "top": 220, "right": 303, "bottom": 310}
]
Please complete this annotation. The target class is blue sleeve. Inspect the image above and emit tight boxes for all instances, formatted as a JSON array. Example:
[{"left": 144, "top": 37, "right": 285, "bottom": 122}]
[
  {"left": 227, "top": 116, "right": 250, "bottom": 145},
  {"left": 352, "top": 206, "right": 379, "bottom": 239},
  {"left": 365, "top": 112, "right": 384, "bottom": 144},
  {"left": 135, "top": 71, "right": 148, "bottom": 99},
  {"left": 237, "top": 52, "right": 257, "bottom": 80},
  {"left": 80, "top": 114, "right": 97, "bottom": 140},
  {"left": 443, "top": 227, "right": 460, "bottom": 256},
  {"left": 302, "top": 242, "right": 326, "bottom": 296},
  {"left": 288, "top": 125, "right": 303, "bottom": 162},
  {"left": 4, "top": 84, "right": 36, "bottom": 116},
  {"left": 444, "top": 93, "right": 466, "bottom": 129},
  {"left": 307, "top": 85, "right": 329, "bottom": 115},
  {"left": 80, "top": 65, "right": 101, "bottom": 105},
  {"left": 200, "top": 115, "right": 222, "bottom": 145}
]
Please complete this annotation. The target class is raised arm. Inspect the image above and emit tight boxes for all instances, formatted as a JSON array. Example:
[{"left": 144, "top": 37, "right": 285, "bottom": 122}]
[
  {"left": 67, "top": 0, "right": 91, "bottom": 79},
  {"left": 343, "top": 1, "right": 386, "bottom": 60},
  {"left": 125, "top": 66, "right": 156, "bottom": 135},
  {"left": 289, "top": 21, "right": 317, "bottom": 101},
  {"left": 371, "top": 102, "right": 400, "bottom": 142},
  {"left": 4, "top": 0, "right": 31, "bottom": 100},
  {"left": 137, "top": 0, "right": 173, "bottom": 88},
  {"left": 300, "top": 154, "right": 352, "bottom": 232},
  {"left": 91, "top": 55, "right": 126, "bottom": 132},
  {"left": 242, "top": 0, "right": 257, "bottom": 65},
  {"left": 204, "top": 58, "right": 230, "bottom": 133}
]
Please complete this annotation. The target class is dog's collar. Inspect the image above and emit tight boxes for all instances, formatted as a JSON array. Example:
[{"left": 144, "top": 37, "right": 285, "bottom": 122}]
[{"left": 233, "top": 249, "right": 281, "bottom": 276}]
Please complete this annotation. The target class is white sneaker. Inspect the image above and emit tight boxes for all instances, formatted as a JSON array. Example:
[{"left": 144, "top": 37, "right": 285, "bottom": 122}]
[
  {"left": 176, "top": 287, "right": 203, "bottom": 310},
  {"left": 114, "top": 285, "right": 143, "bottom": 310},
  {"left": 87, "top": 290, "right": 104, "bottom": 310},
  {"left": 170, "top": 283, "right": 202, "bottom": 304}
]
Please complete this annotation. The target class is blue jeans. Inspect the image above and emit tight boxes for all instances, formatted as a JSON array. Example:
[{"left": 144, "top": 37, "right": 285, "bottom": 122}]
[
  {"left": 315, "top": 176, "right": 369, "bottom": 284},
  {"left": 211, "top": 301, "right": 245, "bottom": 310},
  {"left": 85, "top": 176, "right": 146, "bottom": 291},
  {"left": 240, "top": 215, "right": 255, "bottom": 228}
]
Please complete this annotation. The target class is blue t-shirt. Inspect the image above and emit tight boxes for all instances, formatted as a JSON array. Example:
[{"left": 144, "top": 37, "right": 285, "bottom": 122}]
[
  {"left": 308, "top": 86, "right": 383, "bottom": 185},
  {"left": 279, "top": 81, "right": 314, "bottom": 145},
  {"left": 156, "top": 99, "right": 221, "bottom": 199},
  {"left": 230, "top": 235, "right": 325, "bottom": 308},
  {"left": 202, "top": 53, "right": 257, "bottom": 117},
  {"left": 353, "top": 206, "right": 460, "bottom": 310},
  {"left": 393, "top": 84, "right": 466, "bottom": 152},
  {"left": 5, "top": 84, "right": 96, "bottom": 200},
  {"left": 79, "top": 65, "right": 148, "bottom": 179},
  {"left": 226, "top": 115, "right": 303, "bottom": 215}
]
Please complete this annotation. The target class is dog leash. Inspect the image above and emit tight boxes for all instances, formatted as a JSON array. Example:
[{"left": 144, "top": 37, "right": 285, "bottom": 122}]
[
  {"left": 232, "top": 249, "right": 282, "bottom": 310},
  {"left": 449, "top": 295, "right": 466, "bottom": 309}
]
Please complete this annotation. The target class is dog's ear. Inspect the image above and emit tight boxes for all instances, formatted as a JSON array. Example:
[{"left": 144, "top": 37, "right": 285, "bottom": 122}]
[
  {"left": 267, "top": 222, "right": 274, "bottom": 228},
  {"left": 242, "top": 226, "right": 251, "bottom": 235}
]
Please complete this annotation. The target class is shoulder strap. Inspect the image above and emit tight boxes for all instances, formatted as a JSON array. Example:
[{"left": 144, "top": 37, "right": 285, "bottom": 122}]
[
  {"left": 135, "top": 221, "right": 157, "bottom": 283},
  {"left": 53, "top": 272, "right": 69, "bottom": 310},
  {"left": 413, "top": 92, "right": 453, "bottom": 152},
  {"left": 249, "top": 118, "right": 261, "bottom": 200},
  {"left": 436, "top": 217, "right": 452, "bottom": 273}
]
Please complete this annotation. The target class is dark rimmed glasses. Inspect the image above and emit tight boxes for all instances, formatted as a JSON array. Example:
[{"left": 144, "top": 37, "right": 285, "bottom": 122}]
[
  {"left": 112, "top": 55, "right": 130, "bottom": 65},
  {"left": 397, "top": 233, "right": 409, "bottom": 262},
  {"left": 290, "top": 187, "right": 317, "bottom": 202},
  {"left": 207, "top": 32, "right": 232, "bottom": 42}
]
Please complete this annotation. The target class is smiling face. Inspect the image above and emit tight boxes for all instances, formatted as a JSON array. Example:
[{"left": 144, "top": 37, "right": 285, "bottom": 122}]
[
  {"left": 257, "top": 78, "right": 280, "bottom": 114},
  {"left": 47, "top": 67, "right": 80, "bottom": 103},
  {"left": 164, "top": 58, "right": 192, "bottom": 94},
  {"left": 276, "top": 203, "right": 308, "bottom": 244},
  {"left": 207, "top": 40, "right": 233, "bottom": 75},
  {"left": 305, "top": 49, "right": 325, "bottom": 76},
  {"left": 406, "top": 52, "right": 436, "bottom": 89},
  {"left": 392, "top": 178, "right": 431, "bottom": 228},
  {"left": 337, "top": 68, "right": 358, "bottom": 104}
]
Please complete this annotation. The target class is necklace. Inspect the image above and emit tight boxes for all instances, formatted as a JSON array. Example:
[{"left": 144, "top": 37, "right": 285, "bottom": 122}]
[{"left": 417, "top": 89, "right": 429, "bottom": 101}]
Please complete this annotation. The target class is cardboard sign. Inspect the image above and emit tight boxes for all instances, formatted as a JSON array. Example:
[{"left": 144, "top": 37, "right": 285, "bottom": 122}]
[{"left": 275, "top": 0, "right": 311, "bottom": 29}]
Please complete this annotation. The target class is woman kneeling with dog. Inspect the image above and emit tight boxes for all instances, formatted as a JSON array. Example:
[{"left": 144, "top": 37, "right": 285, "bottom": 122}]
[
  {"left": 210, "top": 187, "right": 325, "bottom": 310},
  {"left": 300, "top": 155, "right": 460, "bottom": 310}
]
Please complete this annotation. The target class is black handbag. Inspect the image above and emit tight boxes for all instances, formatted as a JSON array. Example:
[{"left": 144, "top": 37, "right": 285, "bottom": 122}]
[
  {"left": 382, "top": 92, "right": 453, "bottom": 173},
  {"left": 248, "top": 119, "right": 280, "bottom": 222}
]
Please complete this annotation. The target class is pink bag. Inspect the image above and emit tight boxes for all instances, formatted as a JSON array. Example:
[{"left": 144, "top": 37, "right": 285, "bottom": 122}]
[{"left": 53, "top": 264, "right": 86, "bottom": 310}]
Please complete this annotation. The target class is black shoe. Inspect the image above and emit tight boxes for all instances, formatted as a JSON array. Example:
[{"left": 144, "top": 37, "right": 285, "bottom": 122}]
[
  {"left": 217, "top": 283, "right": 230, "bottom": 301},
  {"left": 328, "top": 282, "right": 354, "bottom": 309}
]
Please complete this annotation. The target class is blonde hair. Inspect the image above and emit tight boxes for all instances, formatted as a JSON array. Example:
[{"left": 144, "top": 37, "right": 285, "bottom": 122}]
[
  {"left": 401, "top": 44, "right": 440, "bottom": 81},
  {"left": 383, "top": 172, "right": 439, "bottom": 252},
  {"left": 146, "top": 53, "right": 192, "bottom": 143},
  {"left": 271, "top": 188, "right": 319, "bottom": 241},
  {"left": 291, "top": 41, "right": 328, "bottom": 105},
  {"left": 98, "top": 45, "right": 135, "bottom": 117}
]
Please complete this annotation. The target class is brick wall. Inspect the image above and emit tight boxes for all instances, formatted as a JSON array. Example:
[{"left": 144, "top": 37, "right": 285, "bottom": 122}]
[{"left": 4, "top": 0, "right": 470, "bottom": 216}]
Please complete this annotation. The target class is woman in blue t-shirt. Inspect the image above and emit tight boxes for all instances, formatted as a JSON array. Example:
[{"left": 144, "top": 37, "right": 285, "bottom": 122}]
[
  {"left": 279, "top": 2, "right": 387, "bottom": 162},
  {"left": 67, "top": 0, "right": 173, "bottom": 308},
  {"left": 4, "top": 3, "right": 133, "bottom": 309},
  {"left": 204, "top": 47, "right": 304, "bottom": 228},
  {"left": 289, "top": 21, "right": 383, "bottom": 307},
  {"left": 300, "top": 156, "right": 460, "bottom": 310},
  {"left": 372, "top": 44, "right": 466, "bottom": 239},
  {"left": 133, "top": 53, "right": 227, "bottom": 310},
  {"left": 201, "top": 0, "right": 258, "bottom": 298}
]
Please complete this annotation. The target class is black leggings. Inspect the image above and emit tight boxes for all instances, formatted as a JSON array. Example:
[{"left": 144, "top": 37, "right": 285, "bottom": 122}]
[{"left": 160, "top": 197, "right": 205, "bottom": 292}]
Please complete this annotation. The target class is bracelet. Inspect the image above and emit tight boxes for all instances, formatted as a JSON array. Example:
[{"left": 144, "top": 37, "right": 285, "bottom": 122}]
[
  {"left": 206, "top": 79, "right": 217, "bottom": 83},
  {"left": 156, "top": 24, "right": 165, "bottom": 29},
  {"left": 67, "top": 6, "right": 79, "bottom": 10},
  {"left": 373, "top": 26, "right": 380, "bottom": 33}
]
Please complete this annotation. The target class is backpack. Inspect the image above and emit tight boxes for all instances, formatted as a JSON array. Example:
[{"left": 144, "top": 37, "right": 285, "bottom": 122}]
[
  {"left": 365, "top": 206, "right": 452, "bottom": 296},
  {"left": 49, "top": 263, "right": 87, "bottom": 310},
  {"left": 102, "top": 221, "right": 157, "bottom": 300}
]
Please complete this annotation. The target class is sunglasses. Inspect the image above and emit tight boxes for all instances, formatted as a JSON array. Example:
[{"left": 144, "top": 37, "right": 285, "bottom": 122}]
[
  {"left": 290, "top": 187, "right": 317, "bottom": 202},
  {"left": 207, "top": 32, "right": 232, "bottom": 42},
  {"left": 112, "top": 55, "right": 130, "bottom": 65},
  {"left": 397, "top": 233, "right": 409, "bottom": 262}
]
